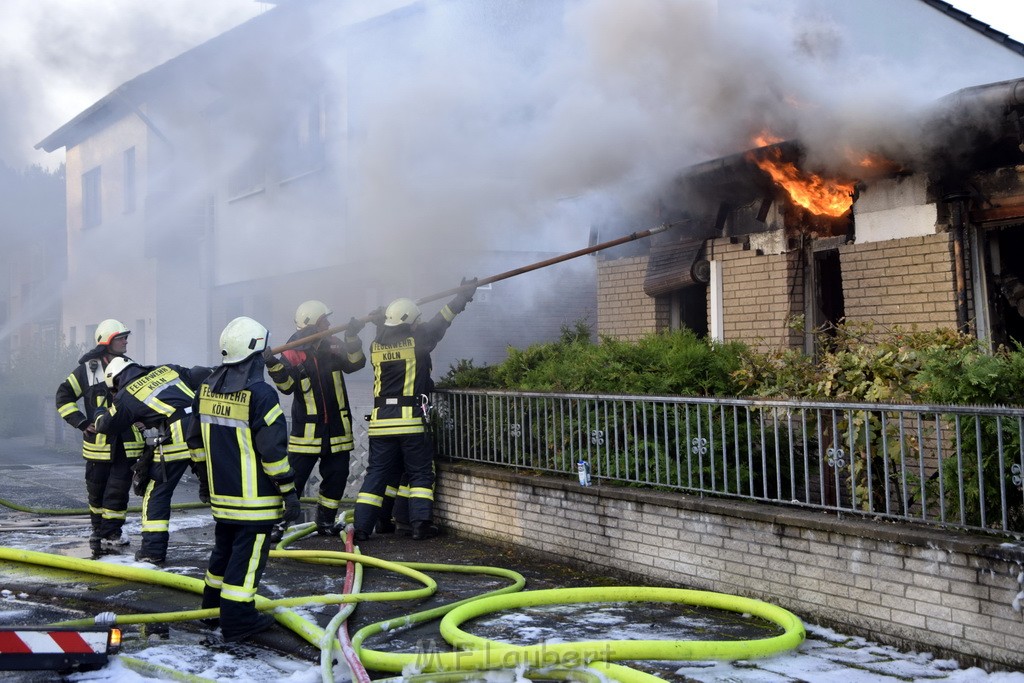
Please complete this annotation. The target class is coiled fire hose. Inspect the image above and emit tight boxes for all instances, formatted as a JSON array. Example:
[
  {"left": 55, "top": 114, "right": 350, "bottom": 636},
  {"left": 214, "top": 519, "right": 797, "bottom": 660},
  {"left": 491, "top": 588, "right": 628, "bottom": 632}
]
[{"left": 0, "top": 509, "right": 805, "bottom": 682}]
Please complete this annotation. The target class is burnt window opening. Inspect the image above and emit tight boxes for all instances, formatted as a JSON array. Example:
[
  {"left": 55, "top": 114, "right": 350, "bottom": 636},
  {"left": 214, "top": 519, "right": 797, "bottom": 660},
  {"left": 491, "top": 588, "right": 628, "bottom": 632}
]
[
  {"left": 807, "top": 247, "right": 845, "bottom": 353},
  {"left": 987, "top": 224, "right": 1024, "bottom": 348},
  {"left": 671, "top": 285, "right": 709, "bottom": 339}
]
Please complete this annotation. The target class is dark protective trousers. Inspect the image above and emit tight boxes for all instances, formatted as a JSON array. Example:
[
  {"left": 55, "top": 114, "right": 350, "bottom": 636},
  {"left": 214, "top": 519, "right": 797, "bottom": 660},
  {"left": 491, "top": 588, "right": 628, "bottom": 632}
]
[
  {"left": 202, "top": 522, "right": 272, "bottom": 639},
  {"left": 290, "top": 442, "right": 351, "bottom": 526},
  {"left": 85, "top": 449, "right": 133, "bottom": 540},
  {"left": 378, "top": 473, "right": 411, "bottom": 526},
  {"left": 354, "top": 433, "right": 435, "bottom": 534},
  {"left": 138, "top": 458, "right": 190, "bottom": 559}
]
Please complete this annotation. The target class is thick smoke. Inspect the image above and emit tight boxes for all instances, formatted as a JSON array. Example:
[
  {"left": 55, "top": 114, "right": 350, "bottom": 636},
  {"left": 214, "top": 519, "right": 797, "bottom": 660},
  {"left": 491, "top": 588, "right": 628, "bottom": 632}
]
[
  {"left": 5, "top": 0, "right": 1023, "bottom": 364},
  {"left": 0, "top": 0, "right": 261, "bottom": 169}
]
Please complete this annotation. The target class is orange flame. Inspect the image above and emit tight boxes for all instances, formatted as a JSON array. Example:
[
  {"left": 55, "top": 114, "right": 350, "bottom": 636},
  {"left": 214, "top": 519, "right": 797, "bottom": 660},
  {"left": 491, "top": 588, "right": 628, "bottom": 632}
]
[{"left": 750, "top": 146, "right": 854, "bottom": 217}]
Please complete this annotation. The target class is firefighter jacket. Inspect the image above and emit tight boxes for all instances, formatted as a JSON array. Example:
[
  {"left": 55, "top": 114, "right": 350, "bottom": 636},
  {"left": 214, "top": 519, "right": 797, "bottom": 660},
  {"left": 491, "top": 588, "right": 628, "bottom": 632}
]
[
  {"left": 368, "top": 302, "right": 459, "bottom": 437},
  {"left": 55, "top": 346, "right": 144, "bottom": 461},
  {"left": 266, "top": 328, "right": 365, "bottom": 455},
  {"left": 186, "top": 357, "right": 295, "bottom": 525},
  {"left": 93, "top": 364, "right": 211, "bottom": 465}
]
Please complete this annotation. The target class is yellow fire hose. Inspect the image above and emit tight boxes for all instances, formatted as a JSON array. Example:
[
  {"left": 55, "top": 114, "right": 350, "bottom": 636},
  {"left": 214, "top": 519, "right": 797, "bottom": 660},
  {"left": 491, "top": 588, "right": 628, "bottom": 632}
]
[{"left": 0, "top": 519, "right": 805, "bottom": 683}]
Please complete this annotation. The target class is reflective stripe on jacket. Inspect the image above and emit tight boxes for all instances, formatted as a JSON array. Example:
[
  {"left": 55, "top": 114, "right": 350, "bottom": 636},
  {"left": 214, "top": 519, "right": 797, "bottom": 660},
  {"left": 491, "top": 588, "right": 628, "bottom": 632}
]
[
  {"left": 55, "top": 353, "right": 143, "bottom": 461},
  {"left": 266, "top": 332, "right": 364, "bottom": 454},
  {"left": 191, "top": 381, "right": 294, "bottom": 525},
  {"left": 368, "top": 304, "right": 456, "bottom": 437}
]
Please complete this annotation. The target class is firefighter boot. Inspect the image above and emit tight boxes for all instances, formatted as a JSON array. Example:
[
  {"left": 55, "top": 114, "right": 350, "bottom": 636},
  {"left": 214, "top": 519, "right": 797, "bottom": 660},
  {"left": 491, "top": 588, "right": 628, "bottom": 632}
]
[
  {"left": 315, "top": 505, "right": 341, "bottom": 536},
  {"left": 410, "top": 521, "right": 440, "bottom": 541}
]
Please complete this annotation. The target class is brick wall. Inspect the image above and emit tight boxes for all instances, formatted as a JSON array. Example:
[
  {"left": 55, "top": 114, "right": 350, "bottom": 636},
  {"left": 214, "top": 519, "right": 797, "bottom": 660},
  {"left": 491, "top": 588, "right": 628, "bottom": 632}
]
[
  {"left": 597, "top": 256, "right": 664, "bottom": 340},
  {"left": 839, "top": 233, "right": 959, "bottom": 331},
  {"left": 436, "top": 462, "right": 1024, "bottom": 672},
  {"left": 710, "top": 237, "right": 803, "bottom": 352}
]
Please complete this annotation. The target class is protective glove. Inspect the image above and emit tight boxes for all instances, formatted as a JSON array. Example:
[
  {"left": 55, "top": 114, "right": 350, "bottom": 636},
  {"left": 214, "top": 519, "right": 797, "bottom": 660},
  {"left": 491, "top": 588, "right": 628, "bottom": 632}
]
[
  {"left": 262, "top": 346, "right": 278, "bottom": 365},
  {"left": 344, "top": 316, "right": 365, "bottom": 340},
  {"left": 449, "top": 276, "right": 479, "bottom": 314},
  {"left": 191, "top": 462, "right": 210, "bottom": 504},
  {"left": 281, "top": 490, "right": 301, "bottom": 524}
]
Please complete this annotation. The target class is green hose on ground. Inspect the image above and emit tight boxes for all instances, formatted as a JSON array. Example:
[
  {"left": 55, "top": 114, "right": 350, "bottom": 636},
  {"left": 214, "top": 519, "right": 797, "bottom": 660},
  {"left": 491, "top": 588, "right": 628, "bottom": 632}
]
[{"left": 0, "top": 498, "right": 208, "bottom": 515}]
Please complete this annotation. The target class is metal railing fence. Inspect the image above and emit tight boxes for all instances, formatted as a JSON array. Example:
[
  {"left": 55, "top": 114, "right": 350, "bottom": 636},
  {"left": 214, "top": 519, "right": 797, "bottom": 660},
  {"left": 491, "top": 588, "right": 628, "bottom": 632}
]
[{"left": 433, "top": 389, "right": 1024, "bottom": 536}]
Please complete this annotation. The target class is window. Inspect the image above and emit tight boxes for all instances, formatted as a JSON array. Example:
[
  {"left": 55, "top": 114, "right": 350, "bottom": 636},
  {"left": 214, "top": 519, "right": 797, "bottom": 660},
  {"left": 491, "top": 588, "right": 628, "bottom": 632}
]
[
  {"left": 82, "top": 167, "right": 102, "bottom": 228},
  {"left": 278, "top": 93, "right": 328, "bottom": 181},
  {"left": 227, "top": 150, "right": 266, "bottom": 200},
  {"left": 123, "top": 147, "right": 136, "bottom": 214}
]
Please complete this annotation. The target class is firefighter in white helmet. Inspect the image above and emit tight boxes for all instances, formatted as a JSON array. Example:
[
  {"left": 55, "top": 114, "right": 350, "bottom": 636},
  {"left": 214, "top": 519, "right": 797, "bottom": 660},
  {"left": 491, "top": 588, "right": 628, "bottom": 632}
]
[
  {"left": 264, "top": 300, "right": 366, "bottom": 538},
  {"left": 54, "top": 319, "right": 144, "bottom": 556},
  {"left": 93, "top": 356, "right": 212, "bottom": 564},
  {"left": 186, "top": 316, "right": 299, "bottom": 642},
  {"left": 353, "top": 278, "right": 478, "bottom": 542}
]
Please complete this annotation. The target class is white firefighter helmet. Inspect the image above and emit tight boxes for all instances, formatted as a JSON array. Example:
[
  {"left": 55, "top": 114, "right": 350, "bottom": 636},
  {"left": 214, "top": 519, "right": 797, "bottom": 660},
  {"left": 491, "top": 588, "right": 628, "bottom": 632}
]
[
  {"left": 384, "top": 298, "right": 421, "bottom": 327},
  {"left": 104, "top": 357, "right": 137, "bottom": 390},
  {"left": 294, "top": 300, "right": 332, "bottom": 329},
  {"left": 95, "top": 319, "right": 130, "bottom": 345},
  {"left": 220, "top": 316, "right": 269, "bottom": 364}
]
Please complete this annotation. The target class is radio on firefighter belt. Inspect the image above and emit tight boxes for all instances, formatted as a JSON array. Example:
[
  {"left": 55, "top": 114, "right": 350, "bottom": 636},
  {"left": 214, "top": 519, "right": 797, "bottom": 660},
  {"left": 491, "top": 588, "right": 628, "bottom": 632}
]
[{"left": 131, "top": 423, "right": 169, "bottom": 496}]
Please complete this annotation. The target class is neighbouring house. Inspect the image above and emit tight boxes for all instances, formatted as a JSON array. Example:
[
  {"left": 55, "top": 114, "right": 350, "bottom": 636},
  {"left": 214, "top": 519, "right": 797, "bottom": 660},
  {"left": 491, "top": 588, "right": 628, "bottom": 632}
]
[
  {"left": 596, "top": 1, "right": 1024, "bottom": 353},
  {"left": 35, "top": 0, "right": 596, "bottom": 384}
]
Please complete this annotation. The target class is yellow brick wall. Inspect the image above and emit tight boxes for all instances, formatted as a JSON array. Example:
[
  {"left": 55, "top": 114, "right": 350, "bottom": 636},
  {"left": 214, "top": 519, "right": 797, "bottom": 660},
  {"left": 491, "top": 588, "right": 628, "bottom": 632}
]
[
  {"left": 711, "top": 238, "right": 804, "bottom": 352},
  {"left": 839, "top": 233, "right": 958, "bottom": 331},
  {"left": 597, "top": 256, "right": 666, "bottom": 340}
]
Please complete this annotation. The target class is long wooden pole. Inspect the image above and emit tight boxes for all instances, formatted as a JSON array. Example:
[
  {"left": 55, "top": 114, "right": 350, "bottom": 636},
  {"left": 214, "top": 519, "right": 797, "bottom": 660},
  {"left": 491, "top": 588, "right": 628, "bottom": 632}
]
[{"left": 268, "top": 222, "right": 671, "bottom": 355}]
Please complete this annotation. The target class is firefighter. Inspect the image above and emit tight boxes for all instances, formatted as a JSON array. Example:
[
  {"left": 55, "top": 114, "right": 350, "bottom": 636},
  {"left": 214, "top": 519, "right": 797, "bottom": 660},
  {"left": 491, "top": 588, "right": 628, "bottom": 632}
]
[
  {"left": 55, "top": 319, "right": 144, "bottom": 555},
  {"left": 353, "top": 280, "right": 477, "bottom": 542},
  {"left": 94, "top": 358, "right": 212, "bottom": 564},
  {"left": 187, "top": 316, "right": 300, "bottom": 642},
  {"left": 265, "top": 300, "right": 366, "bottom": 538}
]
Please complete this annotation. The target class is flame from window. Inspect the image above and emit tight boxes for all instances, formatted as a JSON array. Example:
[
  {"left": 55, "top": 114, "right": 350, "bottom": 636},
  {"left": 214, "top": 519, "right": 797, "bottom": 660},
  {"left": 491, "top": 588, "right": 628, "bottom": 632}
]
[{"left": 749, "top": 144, "right": 854, "bottom": 218}]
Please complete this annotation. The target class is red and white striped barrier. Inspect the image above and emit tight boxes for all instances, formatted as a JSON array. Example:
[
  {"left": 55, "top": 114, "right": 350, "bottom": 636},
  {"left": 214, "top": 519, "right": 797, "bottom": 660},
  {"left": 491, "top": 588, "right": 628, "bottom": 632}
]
[{"left": 0, "top": 627, "right": 118, "bottom": 671}]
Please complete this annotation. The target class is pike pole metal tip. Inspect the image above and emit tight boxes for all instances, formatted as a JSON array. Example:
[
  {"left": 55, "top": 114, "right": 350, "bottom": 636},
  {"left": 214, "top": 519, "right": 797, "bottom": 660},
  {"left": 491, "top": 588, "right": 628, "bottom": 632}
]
[{"left": 268, "top": 221, "right": 675, "bottom": 355}]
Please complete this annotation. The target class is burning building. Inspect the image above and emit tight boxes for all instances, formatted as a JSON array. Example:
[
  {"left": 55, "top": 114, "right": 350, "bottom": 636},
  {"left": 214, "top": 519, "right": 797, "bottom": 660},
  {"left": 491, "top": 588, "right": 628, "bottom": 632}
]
[{"left": 597, "top": 20, "right": 1024, "bottom": 354}]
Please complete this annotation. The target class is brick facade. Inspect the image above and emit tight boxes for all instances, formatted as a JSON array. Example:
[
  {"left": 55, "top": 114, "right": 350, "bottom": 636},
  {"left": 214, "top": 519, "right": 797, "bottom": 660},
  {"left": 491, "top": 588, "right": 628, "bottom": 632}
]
[
  {"left": 436, "top": 462, "right": 1024, "bottom": 672},
  {"left": 709, "top": 237, "right": 804, "bottom": 352},
  {"left": 839, "top": 233, "right": 959, "bottom": 331},
  {"left": 596, "top": 256, "right": 666, "bottom": 340}
]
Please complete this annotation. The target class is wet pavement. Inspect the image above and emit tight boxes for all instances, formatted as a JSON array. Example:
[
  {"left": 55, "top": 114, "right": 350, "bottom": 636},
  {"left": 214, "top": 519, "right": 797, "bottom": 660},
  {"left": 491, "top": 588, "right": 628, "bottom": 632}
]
[{"left": 0, "top": 436, "right": 1022, "bottom": 682}]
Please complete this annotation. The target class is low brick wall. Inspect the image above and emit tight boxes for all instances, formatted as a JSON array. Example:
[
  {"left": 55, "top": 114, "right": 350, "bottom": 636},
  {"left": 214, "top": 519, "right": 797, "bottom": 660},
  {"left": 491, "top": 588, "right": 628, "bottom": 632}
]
[{"left": 435, "top": 461, "right": 1024, "bottom": 671}]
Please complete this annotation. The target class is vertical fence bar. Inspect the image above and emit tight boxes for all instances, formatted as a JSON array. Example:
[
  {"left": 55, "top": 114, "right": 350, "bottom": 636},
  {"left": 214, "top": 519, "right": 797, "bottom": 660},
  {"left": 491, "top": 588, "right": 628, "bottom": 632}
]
[
  {"left": 773, "top": 408, "right": 782, "bottom": 502},
  {"left": 880, "top": 411, "right": 891, "bottom": 516},
  {"left": 787, "top": 410, "right": 796, "bottom": 501},
  {"left": 955, "top": 414, "right": 965, "bottom": 526},
  {"left": 847, "top": 408, "right": 857, "bottom": 512},
  {"left": 975, "top": 415, "right": 986, "bottom": 530},
  {"left": 707, "top": 403, "right": 716, "bottom": 492},
  {"left": 720, "top": 404, "right": 728, "bottom": 494},
  {"left": 864, "top": 410, "right": 873, "bottom": 514},
  {"left": 734, "top": 406, "right": 742, "bottom": 495},
  {"left": 746, "top": 407, "right": 754, "bottom": 498},
  {"left": 997, "top": 415, "right": 1007, "bottom": 532},
  {"left": 898, "top": 411, "right": 909, "bottom": 518},
  {"left": 675, "top": 404, "right": 683, "bottom": 489},
  {"left": 801, "top": 408, "right": 810, "bottom": 504},
  {"left": 760, "top": 409, "right": 768, "bottom": 499}
]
